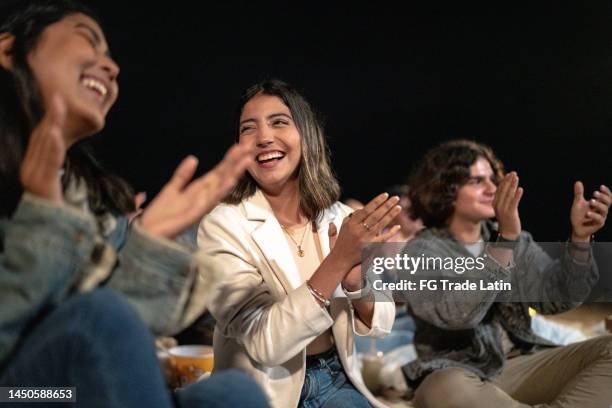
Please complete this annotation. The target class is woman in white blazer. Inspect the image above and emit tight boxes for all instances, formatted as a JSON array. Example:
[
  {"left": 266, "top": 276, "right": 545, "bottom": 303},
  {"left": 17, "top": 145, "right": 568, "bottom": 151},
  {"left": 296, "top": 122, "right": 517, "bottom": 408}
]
[{"left": 197, "top": 80, "right": 400, "bottom": 408}]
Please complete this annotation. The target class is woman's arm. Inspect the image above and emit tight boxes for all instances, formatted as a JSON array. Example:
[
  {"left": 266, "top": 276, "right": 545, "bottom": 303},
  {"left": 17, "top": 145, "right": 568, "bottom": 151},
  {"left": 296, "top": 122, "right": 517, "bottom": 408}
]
[
  {"left": 0, "top": 195, "right": 97, "bottom": 367},
  {"left": 107, "top": 143, "right": 255, "bottom": 336},
  {"left": 198, "top": 209, "right": 334, "bottom": 366}
]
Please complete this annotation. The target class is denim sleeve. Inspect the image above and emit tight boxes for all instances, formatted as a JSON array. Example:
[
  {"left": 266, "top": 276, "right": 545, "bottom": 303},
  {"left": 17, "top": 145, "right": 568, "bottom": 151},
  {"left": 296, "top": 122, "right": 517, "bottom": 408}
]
[
  {"left": 0, "top": 194, "right": 97, "bottom": 367},
  {"left": 106, "top": 221, "right": 199, "bottom": 336}
]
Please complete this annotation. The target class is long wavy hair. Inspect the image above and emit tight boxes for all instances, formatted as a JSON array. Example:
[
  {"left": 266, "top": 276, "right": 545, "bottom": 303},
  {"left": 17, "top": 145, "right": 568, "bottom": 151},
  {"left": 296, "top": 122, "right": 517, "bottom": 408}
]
[
  {"left": 224, "top": 79, "right": 340, "bottom": 222},
  {"left": 408, "top": 139, "right": 505, "bottom": 228},
  {"left": 0, "top": 0, "right": 134, "bottom": 218}
]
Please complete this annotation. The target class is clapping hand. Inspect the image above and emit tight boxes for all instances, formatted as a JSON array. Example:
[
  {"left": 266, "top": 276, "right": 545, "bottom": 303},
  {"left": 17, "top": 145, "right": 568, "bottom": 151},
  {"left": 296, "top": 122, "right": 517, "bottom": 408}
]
[
  {"left": 570, "top": 182, "right": 611, "bottom": 242},
  {"left": 20, "top": 95, "right": 67, "bottom": 205},
  {"left": 493, "top": 172, "right": 524, "bottom": 240},
  {"left": 329, "top": 194, "right": 402, "bottom": 290},
  {"left": 140, "top": 141, "right": 254, "bottom": 239}
]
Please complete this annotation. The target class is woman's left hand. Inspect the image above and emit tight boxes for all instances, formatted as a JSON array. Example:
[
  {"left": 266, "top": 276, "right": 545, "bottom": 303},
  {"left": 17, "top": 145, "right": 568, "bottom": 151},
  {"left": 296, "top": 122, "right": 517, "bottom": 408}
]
[
  {"left": 570, "top": 182, "right": 611, "bottom": 242},
  {"left": 328, "top": 220, "right": 400, "bottom": 291}
]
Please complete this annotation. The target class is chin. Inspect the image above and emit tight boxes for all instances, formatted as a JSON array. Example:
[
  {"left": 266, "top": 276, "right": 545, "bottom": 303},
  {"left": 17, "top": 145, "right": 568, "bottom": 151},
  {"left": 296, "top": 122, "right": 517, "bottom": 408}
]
[
  {"left": 70, "top": 104, "right": 106, "bottom": 135},
  {"left": 482, "top": 211, "right": 496, "bottom": 220},
  {"left": 83, "top": 113, "right": 106, "bottom": 134}
]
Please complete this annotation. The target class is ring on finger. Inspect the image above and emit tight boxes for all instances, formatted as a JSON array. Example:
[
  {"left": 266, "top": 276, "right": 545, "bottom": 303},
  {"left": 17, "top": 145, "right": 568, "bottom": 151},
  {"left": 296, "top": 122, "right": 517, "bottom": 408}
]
[{"left": 362, "top": 222, "right": 371, "bottom": 231}]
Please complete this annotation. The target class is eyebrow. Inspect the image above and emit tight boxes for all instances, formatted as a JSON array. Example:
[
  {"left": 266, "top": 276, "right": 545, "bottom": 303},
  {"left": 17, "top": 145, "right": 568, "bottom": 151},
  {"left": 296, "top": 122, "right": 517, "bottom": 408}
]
[
  {"left": 239, "top": 113, "right": 292, "bottom": 126},
  {"left": 468, "top": 175, "right": 495, "bottom": 181},
  {"left": 75, "top": 22, "right": 112, "bottom": 57}
]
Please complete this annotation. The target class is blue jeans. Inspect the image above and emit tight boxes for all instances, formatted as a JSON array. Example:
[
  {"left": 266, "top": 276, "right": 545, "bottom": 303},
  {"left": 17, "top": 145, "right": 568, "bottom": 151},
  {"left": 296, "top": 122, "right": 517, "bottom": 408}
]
[
  {"left": 0, "top": 289, "right": 268, "bottom": 408},
  {"left": 299, "top": 348, "right": 371, "bottom": 408}
]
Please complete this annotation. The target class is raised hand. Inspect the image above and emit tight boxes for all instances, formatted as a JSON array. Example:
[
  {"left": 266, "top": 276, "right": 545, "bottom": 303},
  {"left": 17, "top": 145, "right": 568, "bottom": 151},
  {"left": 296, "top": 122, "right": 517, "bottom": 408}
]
[
  {"left": 328, "top": 219, "right": 400, "bottom": 291},
  {"left": 19, "top": 95, "right": 67, "bottom": 205},
  {"left": 570, "top": 182, "right": 611, "bottom": 242},
  {"left": 493, "top": 172, "right": 524, "bottom": 240},
  {"left": 331, "top": 193, "right": 402, "bottom": 270},
  {"left": 140, "top": 141, "right": 254, "bottom": 239}
]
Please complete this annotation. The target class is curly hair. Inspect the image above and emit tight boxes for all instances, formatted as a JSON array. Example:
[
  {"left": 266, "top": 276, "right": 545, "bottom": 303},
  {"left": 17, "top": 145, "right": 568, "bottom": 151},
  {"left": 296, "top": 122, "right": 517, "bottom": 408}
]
[{"left": 408, "top": 140, "right": 504, "bottom": 228}]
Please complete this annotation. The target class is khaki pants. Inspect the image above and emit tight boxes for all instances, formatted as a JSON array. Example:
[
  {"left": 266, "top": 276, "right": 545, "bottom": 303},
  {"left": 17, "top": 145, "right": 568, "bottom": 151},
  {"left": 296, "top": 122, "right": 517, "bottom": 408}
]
[{"left": 413, "top": 335, "right": 612, "bottom": 408}]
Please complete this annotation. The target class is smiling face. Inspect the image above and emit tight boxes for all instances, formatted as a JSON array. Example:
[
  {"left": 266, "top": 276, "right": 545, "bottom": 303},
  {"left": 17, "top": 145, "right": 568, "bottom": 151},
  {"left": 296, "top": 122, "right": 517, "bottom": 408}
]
[
  {"left": 238, "top": 93, "right": 302, "bottom": 194},
  {"left": 26, "top": 13, "right": 119, "bottom": 143},
  {"left": 452, "top": 156, "right": 498, "bottom": 222}
]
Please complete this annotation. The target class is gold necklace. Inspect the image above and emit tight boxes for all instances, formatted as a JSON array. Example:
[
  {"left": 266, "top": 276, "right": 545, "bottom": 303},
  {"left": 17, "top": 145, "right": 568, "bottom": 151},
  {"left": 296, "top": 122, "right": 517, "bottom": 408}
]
[{"left": 281, "top": 222, "right": 309, "bottom": 257}]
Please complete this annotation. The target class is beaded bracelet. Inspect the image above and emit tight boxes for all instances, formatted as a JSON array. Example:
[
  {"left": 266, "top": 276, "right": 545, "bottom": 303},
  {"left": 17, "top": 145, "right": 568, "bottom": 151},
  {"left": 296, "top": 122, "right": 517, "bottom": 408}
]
[{"left": 306, "top": 280, "right": 330, "bottom": 307}]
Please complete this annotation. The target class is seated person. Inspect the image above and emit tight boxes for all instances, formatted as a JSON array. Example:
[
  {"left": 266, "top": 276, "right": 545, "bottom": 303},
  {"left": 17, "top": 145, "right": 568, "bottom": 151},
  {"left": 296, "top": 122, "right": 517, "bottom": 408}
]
[
  {"left": 0, "top": 1, "right": 267, "bottom": 406},
  {"left": 395, "top": 140, "right": 611, "bottom": 407},
  {"left": 198, "top": 80, "right": 398, "bottom": 408}
]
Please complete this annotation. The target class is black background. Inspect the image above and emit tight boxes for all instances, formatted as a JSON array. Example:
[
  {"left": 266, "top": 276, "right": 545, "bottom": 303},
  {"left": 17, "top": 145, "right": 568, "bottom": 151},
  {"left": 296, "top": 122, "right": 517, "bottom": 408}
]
[{"left": 81, "top": 1, "right": 612, "bottom": 241}]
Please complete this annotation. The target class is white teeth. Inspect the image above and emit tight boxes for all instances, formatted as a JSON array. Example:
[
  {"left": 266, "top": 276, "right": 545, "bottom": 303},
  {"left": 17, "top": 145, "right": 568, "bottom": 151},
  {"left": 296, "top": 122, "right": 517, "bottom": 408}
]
[
  {"left": 257, "top": 151, "right": 284, "bottom": 162},
  {"left": 81, "top": 77, "right": 108, "bottom": 97}
]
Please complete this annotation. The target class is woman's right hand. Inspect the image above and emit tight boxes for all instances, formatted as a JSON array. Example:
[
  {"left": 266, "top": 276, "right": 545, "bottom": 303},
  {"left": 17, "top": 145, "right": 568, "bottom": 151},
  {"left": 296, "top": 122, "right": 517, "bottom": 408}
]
[
  {"left": 331, "top": 192, "right": 402, "bottom": 269},
  {"left": 20, "top": 95, "right": 67, "bottom": 205}
]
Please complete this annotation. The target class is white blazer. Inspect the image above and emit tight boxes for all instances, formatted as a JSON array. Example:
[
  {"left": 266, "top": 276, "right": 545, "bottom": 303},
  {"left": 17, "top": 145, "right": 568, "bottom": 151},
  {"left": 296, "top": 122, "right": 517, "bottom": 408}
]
[{"left": 197, "top": 190, "right": 395, "bottom": 408}]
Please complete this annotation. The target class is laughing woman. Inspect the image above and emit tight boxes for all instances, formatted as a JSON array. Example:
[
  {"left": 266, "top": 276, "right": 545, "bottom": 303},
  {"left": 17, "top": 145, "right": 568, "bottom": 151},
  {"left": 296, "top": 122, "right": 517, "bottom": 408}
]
[
  {"left": 0, "top": 1, "right": 267, "bottom": 407},
  {"left": 198, "top": 80, "right": 399, "bottom": 408}
]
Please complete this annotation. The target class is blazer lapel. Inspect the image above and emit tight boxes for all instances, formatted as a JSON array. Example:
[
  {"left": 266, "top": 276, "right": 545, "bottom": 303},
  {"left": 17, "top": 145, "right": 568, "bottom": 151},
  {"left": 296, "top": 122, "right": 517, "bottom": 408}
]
[{"left": 244, "top": 191, "right": 302, "bottom": 292}]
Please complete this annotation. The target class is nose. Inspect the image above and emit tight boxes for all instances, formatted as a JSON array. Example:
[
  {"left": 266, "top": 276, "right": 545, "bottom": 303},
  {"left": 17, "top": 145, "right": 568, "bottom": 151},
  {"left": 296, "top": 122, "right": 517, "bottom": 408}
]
[
  {"left": 100, "top": 55, "right": 120, "bottom": 82},
  {"left": 485, "top": 179, "right": 497, "bottom": 194},
  {"left": 255, "top": 126, "right": 274, "bottom": 148}
]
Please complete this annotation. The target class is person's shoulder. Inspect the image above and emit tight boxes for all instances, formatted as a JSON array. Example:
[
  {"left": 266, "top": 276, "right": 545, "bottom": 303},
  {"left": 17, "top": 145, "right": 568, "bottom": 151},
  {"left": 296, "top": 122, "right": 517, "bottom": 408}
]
[{"left": 202, "top": 202, "right": 245, "bottom": 226}]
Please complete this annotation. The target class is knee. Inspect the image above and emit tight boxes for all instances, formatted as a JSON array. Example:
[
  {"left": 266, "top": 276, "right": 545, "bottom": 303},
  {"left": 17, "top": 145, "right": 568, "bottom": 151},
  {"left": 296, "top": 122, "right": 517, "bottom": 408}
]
[
  {"left": 177, "top": 369, "right": 268, "bottom": 408},
  {"left": 209, "top": 369, "right": 267, "bottom": 400},
  {"left": 59, "top": 289, "right": 152, "bottom": 346},
  {"left": 414, "top": 368, "right": 482, "bottom": 408}
]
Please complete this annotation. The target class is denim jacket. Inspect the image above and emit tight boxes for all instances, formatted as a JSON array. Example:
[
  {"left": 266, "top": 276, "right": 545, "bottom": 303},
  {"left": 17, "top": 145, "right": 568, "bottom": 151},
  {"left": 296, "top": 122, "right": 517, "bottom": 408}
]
[
  {"left": 400, "top": 221, "right": 598, "bottom": 388},
  {"left": 0, "top": 192, "right": 215, "bottom": 369}
]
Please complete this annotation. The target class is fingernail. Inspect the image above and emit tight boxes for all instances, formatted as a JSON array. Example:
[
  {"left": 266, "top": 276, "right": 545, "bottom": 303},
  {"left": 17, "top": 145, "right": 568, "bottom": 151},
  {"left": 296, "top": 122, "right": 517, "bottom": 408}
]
[{"left": 382, "top": 192, "right": 389, "bottom": 199}]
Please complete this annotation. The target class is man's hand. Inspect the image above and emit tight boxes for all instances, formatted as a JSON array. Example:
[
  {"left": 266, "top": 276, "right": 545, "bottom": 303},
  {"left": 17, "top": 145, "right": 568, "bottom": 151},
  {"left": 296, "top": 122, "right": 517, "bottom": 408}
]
[
  {"left": 493, "top": 172, "right": 523, "bottom": 240},
  {"left": 570, "top": 182, "right": 611, "bottom": 242}
]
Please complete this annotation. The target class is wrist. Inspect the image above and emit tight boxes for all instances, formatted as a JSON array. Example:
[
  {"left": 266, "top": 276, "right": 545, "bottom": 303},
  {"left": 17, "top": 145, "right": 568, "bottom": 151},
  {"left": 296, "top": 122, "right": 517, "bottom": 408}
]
[
  {"left": 571, "top": 231, "right": 592, "bottom": 243},
  {"left": 498, "top": 230, "right": 520, "bottom": 241},
  {"left": 343, "top": 277, "right": 372, "bottom": 300},
  {"left": 139, "top": 214, "right": 164, "bottom": 238},
  {"left": 327, "top": 249, "right": 356, "bottom": 275},
  {"left": 342, "top": 277, "right": 364, "bottom": 292}
]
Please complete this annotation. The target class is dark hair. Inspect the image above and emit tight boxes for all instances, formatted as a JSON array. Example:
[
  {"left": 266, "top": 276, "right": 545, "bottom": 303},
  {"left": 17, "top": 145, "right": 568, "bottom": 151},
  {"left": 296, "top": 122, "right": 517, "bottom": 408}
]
[
  {"left": 0, "top": 0, "right": 134, "bottom": 218},
  {"left": 224, "top": 79, "right": 340, "bottom": 222},
  {"left": 408, "top": 139, "right": 504, "bottom": 228}
]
